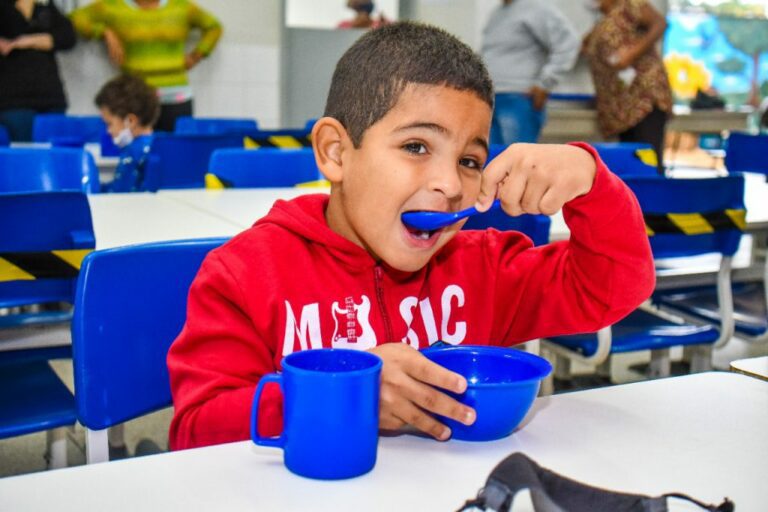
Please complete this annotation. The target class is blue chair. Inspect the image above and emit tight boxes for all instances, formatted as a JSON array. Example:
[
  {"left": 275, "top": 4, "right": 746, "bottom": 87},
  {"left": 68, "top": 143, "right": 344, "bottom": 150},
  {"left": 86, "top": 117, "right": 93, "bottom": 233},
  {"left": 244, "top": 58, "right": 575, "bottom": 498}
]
[
  {"left": 463, "top": 212, "right": 551, "bottom": 247},
  {"left": 654, "top": 282, "right": 767, "bottom": 342},
  {"left": 0, "top": 147, "right": 100, "bottom": 193},
  {"left": 725, "top": 132, "right": 768, "bottom": 177},
  {"left": 174, "top": 116, "right": 258, "bottom": 135},
  {"left": 542, "top": 175, "right": 746, "bottom": 383},
  {"left": 143, "top": 133, "right": 243, "bottom": 191},
  {"left": 72, "top": 238, "right": 226, "bottom": 463},
  {"left": 32, "top": 114, "right": 105, "bottom": 148},
  {"left": 590, "top": 142, "right": 660, "bottom": 177},
  {"left": 0, "top": 191, "right": 95, "bottom": 468},
  {"left": 206, "top": 148, "right": 321, "bottom": 188},
  {"left": 0, "top": 125, "right": 9, "bottom": 147}
]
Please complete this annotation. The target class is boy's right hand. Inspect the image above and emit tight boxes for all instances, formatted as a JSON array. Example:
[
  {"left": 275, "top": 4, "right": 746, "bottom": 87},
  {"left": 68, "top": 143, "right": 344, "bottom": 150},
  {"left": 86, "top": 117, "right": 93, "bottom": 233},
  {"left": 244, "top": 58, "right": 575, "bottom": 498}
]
[{"left": 368, "top": 344, "right": 475, "bottom": 440}]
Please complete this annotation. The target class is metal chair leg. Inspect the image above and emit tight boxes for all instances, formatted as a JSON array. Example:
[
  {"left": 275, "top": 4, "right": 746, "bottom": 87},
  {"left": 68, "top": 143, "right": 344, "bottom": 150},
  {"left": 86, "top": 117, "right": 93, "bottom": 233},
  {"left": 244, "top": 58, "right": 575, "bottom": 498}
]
[
  {"left": 648, "top": 348, "right": 671, "bottom": 378},
  {"left": 45, "top": 427, "right": 68, "bottom": 469},
  {"left": 689, "top": 345, "right": 713, "bottom": 373}
]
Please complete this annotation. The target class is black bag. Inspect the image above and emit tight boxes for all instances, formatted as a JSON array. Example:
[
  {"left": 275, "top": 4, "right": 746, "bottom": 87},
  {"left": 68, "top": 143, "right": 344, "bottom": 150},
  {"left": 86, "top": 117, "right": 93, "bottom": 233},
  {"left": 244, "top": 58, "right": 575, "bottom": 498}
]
[
  {"left": 457, "top": 453, "right": 733, "bottom": 512},
  {"left": 690, "top": 89, "right": 726, "bottom": 110}
]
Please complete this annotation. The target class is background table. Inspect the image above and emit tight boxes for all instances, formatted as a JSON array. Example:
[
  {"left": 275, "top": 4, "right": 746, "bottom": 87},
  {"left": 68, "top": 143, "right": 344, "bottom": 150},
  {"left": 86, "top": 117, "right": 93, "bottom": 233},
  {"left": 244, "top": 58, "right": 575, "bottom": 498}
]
[
  {"left": 730, "top": 356, "right": 768, "bottom": 381},
  {"left": 0, "top": 372, "right": 764, "bottom": 511}
]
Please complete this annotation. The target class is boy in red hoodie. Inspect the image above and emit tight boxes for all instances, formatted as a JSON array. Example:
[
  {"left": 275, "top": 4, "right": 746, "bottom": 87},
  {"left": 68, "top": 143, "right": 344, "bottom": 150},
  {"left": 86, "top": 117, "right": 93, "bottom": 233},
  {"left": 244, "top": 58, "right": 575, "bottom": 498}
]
[{"left": 168, "top": 22, "right": 654, "bottom": 450}]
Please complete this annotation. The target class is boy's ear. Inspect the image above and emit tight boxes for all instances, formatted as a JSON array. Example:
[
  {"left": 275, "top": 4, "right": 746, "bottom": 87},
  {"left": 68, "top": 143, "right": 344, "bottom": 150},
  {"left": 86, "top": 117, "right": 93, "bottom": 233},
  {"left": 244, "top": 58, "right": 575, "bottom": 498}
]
[
  {"left": 125, "top": 113, "right": 140, "bottom": 129},
  {"left": 311, "top": 117, "right": 351, "bottom": 183}
]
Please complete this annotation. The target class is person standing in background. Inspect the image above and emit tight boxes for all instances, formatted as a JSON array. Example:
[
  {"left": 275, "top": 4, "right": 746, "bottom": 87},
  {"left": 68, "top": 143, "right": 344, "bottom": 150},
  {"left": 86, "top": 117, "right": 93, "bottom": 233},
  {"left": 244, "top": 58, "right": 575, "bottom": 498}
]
[
  {"left": 481, "top": 0, "right": 579, "bottom": 145},
  {"left": 337, "top": 0, "right": 389, "bottom": 29},
  {"left": 71, "top": 0, "right": 222, "bottom": 132},
  {"left": 0, "top": 0, "right": 76, "bottom": 142},
  {"left": 583, "top": 0, "right": 672, "bottom": 173}
]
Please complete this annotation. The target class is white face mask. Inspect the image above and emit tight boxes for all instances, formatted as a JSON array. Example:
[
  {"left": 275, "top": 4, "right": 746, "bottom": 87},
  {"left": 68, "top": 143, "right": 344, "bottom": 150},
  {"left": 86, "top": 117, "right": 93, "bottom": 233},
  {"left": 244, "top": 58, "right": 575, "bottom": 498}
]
[{"left": 112, "top": 120, "right": 134, "bottom": 148}]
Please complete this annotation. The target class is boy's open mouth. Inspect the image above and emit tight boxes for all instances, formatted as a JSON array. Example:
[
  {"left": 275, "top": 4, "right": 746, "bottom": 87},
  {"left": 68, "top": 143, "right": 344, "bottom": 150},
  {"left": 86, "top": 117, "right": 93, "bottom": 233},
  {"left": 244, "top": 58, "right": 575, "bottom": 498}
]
[
  {"left": 402, "top": 209, "right": 443, "bottom": 241},
  {"left": 404, "top": 224, "right": 439, "bottom": 240}
]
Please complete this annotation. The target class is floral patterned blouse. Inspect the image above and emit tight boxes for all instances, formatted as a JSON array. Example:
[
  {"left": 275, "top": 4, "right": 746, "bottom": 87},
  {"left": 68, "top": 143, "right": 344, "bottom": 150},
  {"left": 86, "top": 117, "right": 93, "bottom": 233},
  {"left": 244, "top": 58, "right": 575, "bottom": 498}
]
[{"left": 584, "top": 0, "right": 673, "bottom": 137}]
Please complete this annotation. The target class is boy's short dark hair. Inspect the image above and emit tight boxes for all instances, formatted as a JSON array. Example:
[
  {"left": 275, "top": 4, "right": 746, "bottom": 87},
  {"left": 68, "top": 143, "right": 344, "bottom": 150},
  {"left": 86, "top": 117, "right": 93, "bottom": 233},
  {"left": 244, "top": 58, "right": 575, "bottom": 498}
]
[
  {"left": 324, "top": 21, "right": 494, "bottom": 147},
  {"left": 95, "top": 74, "right": 161, "bottom": 127}
]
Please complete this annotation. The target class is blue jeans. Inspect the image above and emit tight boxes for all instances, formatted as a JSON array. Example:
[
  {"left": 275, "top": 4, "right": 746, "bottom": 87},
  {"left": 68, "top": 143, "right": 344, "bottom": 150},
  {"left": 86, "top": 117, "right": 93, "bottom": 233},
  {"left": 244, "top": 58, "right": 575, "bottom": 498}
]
[
  {"left": 490, "top": 93, "right": 546, "bottom": 145},
  {"left": 0, "top": 108, "right": 64, "bottom": 142}
]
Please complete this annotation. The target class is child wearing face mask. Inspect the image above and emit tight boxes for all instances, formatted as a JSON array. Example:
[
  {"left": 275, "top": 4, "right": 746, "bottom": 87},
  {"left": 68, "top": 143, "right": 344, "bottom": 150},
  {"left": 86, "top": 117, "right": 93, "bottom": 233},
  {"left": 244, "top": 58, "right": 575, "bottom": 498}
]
[{"left": 95, "top": 74, "right": 160, "bottom": 192}]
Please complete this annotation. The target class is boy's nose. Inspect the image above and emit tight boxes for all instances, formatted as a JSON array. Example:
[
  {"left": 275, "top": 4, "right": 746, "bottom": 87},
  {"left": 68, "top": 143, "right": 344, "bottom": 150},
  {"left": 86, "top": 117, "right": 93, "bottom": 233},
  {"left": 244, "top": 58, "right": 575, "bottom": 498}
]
[{"left": 426, "top": 162, "right": 463, "bottom": 201}]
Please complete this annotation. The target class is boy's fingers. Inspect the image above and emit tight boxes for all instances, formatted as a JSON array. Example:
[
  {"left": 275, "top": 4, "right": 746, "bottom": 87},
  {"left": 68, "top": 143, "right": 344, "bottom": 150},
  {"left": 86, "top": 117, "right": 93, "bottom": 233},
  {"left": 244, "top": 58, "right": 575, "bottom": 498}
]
[
  {"left": 408, "top": 379, "right": 475, "bottom": 426},
  {"left": 538, "top": 187, "right": 566, "bottom": 216},
  {"left": 405, "top": 356, "right": 467, "bottom": 394},
  {"left": 476, "top": 147, "right": 520, "bottom": 211},
  {"left": 498, "top": 172, "right": 528, "bottom": 217},
  {"left": 519, "top": 180, "right": 549, "bottom": 215},
  {"left": 395, "top": 401, "right": 451, "bottom": 441}
]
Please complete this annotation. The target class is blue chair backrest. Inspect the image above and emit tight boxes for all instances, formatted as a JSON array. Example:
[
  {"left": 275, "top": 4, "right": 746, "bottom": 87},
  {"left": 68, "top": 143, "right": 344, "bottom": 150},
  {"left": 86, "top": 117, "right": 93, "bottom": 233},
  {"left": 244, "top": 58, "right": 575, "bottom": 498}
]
[
  {"left": 463, "top": 212, "right": 551, "bottom": 247},
  {"left": 591, "top": 142, "right": 659, "bottom": 177},
  {"left": 32, "top": 114, "right": 106, "bottom": 147},
  {"left": 72, "top": 238, "right": 227, "bottom": 430},
  {"left": 208, "top": 148, "right": 321, "bottom": 187},
  {"left": 0, "top": 125, "right": 9, "bottom": 147},
  {"left": 0, "top": 147, "right": 99, "bottom": 193},
  {"left": 174, "top": 116, "right": 258, "bottom": 135},
  {"left": 0, "top": 191, "right": 95, "bottom": 308},
  {"left": 725, "top": 132, "right": 768, "bottom": 176},
  {"left": 623, "top": 175, "right": 746, "bottom": 258},
  {"left": 143, "top": 133, "right": 243, "bottom": 191}
]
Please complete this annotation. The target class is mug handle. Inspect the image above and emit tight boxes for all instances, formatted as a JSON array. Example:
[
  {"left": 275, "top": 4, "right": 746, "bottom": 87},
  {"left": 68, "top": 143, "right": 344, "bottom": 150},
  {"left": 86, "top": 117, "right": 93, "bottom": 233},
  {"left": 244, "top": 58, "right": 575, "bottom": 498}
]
[{"left": 250, "top": 374, "right": 285, "bottom": 448}]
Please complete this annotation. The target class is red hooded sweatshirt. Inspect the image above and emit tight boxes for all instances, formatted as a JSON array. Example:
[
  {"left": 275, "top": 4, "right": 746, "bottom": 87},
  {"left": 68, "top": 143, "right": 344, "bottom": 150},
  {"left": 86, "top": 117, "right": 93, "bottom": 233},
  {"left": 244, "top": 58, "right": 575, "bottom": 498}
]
[{"left": 167, "top": 145, "right": 655, "bottom": 450}]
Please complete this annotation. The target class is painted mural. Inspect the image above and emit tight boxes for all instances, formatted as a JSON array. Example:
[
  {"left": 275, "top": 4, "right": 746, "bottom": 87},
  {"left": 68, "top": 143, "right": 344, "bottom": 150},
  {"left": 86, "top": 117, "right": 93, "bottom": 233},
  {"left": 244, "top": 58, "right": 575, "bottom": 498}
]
[{"left": 664, "top": 1, "right": 768, "bottom": 107}]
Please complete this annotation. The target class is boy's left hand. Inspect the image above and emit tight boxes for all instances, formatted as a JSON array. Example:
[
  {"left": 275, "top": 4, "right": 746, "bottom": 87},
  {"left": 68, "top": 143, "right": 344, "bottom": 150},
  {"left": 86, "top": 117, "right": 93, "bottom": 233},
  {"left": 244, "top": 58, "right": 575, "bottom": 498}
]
[{"left": 475, "top": 144, "right": 596, "bottom": 216}]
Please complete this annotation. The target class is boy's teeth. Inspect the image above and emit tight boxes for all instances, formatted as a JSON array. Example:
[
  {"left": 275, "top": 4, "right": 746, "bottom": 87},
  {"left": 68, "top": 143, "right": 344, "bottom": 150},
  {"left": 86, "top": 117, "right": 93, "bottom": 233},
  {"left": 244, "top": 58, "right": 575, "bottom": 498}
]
[{"left": 416, "top": 231, "right": 431, "bottom": 240}]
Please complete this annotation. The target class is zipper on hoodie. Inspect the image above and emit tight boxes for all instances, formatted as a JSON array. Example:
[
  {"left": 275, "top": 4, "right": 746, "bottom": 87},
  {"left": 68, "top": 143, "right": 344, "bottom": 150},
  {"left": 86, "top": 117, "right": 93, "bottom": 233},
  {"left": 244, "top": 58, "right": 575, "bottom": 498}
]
[{"left": 373, "top": 265, "right": 395, "bottom": 342}]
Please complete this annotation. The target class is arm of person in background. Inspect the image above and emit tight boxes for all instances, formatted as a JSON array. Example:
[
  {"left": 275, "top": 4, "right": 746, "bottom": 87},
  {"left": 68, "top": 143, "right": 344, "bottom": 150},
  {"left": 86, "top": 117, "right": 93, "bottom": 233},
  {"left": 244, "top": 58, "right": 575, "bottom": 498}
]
[
  {"left": 1, "top": 1, "right": 75, "bottom": 55},
  {"left": 524, "top": 5, "right": 580, "bottom": 111},
  {"left": 185, "top": 1, "right": 223, "bottom": 70},
  {"left": 70, "top": 1, "right": 123, "bottom": 66},
  {"left": 610, "top": 0, "right": 666, "bottom": 70}
]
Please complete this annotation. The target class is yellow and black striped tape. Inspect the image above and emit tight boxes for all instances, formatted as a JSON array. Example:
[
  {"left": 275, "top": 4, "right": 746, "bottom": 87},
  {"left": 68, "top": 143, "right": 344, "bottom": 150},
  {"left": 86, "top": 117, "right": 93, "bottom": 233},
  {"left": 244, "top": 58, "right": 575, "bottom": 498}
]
[
  {"left": 635, "top": 148, "right": 658, "bottom": 168},
  {"left": 243, "top": 135, "right": 312, "bottom": 149},
  {"left": 0, "top": 249, "right": 92, "bottom": 282},
  {"left": 645, "top": 208, "right": 746, "bottom": 236}
]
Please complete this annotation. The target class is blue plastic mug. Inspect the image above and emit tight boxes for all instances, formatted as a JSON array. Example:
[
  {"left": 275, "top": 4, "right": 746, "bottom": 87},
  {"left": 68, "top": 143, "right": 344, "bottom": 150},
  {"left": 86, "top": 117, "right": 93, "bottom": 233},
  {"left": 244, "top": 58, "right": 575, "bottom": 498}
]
[{"left": 251, "top": 348, "right": 382, "bottom": 480}]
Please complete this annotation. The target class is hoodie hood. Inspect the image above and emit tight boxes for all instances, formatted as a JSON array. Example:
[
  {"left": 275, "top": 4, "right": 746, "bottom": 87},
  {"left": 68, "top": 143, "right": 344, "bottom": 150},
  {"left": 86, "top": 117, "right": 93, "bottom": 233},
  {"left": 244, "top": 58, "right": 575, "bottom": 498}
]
[{"left": 254, "top": 193, "right": 377, "bottom": 268}]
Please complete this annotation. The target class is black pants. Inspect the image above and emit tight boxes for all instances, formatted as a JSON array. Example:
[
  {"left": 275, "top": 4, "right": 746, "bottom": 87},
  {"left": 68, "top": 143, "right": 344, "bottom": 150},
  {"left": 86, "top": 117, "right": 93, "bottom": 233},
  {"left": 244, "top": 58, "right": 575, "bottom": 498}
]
[
  {"left": 618, "top": 107, "right": 668, "bottom": 174},
  {"left": 155, "top": 99, "right": 193, "bottom": 132}
]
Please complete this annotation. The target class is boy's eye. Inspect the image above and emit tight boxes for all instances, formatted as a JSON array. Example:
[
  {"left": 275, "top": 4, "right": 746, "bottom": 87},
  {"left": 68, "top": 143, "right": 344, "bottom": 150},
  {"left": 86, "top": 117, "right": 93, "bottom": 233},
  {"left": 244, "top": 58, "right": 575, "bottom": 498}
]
[
  {"left": 460, "top": 157, "right": 482, "bottom": 170},
  {"left": 403, "top": 142, "right": 427, "bottom": 155}
]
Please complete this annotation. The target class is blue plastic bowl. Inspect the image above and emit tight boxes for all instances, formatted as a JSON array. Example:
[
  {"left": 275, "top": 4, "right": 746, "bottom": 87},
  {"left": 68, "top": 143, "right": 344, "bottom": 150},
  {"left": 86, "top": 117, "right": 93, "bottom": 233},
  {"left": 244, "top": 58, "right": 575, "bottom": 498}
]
[{"left": 422, "top": 346, "right": 552, "bottom": 441}]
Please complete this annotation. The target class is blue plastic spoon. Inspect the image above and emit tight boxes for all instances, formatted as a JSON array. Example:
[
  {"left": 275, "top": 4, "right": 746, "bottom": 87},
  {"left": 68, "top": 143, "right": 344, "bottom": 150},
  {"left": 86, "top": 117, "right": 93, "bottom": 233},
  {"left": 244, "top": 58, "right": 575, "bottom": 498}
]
[{"left": 401, "top": 199, "right": 502, "bottom": 231}]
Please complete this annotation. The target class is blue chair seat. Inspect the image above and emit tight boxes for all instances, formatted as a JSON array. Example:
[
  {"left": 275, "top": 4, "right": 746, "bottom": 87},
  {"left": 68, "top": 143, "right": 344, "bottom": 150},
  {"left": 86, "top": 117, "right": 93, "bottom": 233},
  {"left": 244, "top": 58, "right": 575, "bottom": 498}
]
[
  {"left": 547, "top": 310, "right": 719, "bottom": 357},
  {"left": 0, "top": 310, "right": 72, "bottom": 328},
  {"left": 655, "top": 283, "right": 767, "bottom": 337},
  {"left": 0, "top": 362, "right": 76, "bottom": 439}
]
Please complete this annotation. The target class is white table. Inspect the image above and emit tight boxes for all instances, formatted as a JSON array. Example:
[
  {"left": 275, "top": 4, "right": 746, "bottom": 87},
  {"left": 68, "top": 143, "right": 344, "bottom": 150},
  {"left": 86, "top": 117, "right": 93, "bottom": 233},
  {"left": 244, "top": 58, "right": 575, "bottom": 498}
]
[
  {"left": 87, "top": 193, "right": 244, "bottom": 249},
  {"left": 0, "top": 372, "right": 764, "bottom": 511},
  {"left": 730, "top": 356, "right": 768, "bottom": 382}
]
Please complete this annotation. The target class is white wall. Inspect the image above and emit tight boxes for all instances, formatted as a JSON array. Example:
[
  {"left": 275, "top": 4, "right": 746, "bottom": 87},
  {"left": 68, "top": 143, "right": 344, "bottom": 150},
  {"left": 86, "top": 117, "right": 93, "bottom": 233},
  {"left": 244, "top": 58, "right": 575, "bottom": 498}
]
[{"left": 59, "top": 0, "right": 283, "bottom": 127}]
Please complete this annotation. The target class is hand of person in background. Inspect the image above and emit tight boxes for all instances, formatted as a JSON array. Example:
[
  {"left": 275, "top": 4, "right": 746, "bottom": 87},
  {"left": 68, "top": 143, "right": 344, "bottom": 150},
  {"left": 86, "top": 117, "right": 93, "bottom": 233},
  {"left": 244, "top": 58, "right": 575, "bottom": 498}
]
[
  {"left": 103, "top": 28, "right": 125, "bottom": 66},
  {"left": 475, "top": 143, "right": 596, "bottom": 216},
  {"left": 0, "top": 38, "right": 13, "bottom": 56},
  {"left": 184, "top": 51, "right": 203, "bottom": 70},
  {"left": 2, "top": 34, "right": 54, "bottom": 53},
  {"left": 368, "top": 343, "right": 475, "bottom": 440},
  {"left": 608, "top": 46, "right": 637, "bottom": 70},
  {"left": 529, "top": 85, "right": 549, "bottom": 111}
]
